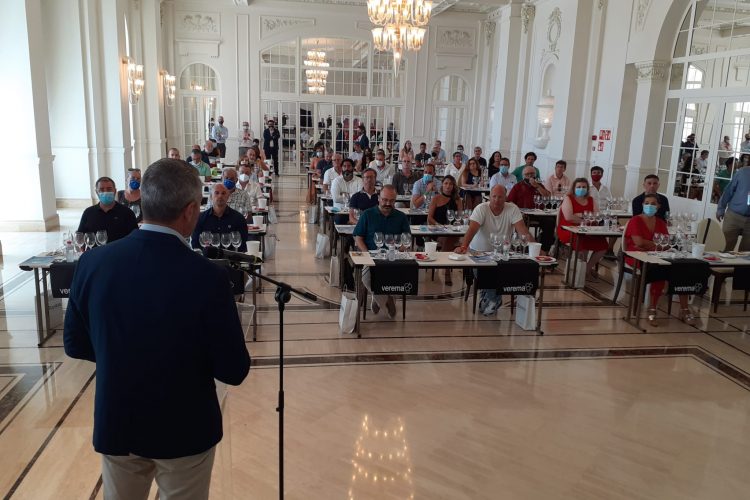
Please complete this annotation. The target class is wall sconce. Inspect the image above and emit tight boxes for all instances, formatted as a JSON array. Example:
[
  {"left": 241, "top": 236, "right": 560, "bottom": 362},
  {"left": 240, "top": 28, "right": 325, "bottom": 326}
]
[
  {"left": 534, "top": 91, "right": 555, "bottom": 149},
  {"left": 124, "top": 57, "right": 144, "bottom": 105},
  {"left": 162, "top": 71, "right": 176, "bottom": 106}
]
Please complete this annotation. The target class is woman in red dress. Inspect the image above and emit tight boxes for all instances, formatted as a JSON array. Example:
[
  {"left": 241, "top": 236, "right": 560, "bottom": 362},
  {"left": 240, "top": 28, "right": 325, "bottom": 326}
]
[
  {"left": 557, "top": 178, "right": 608, "bottom": 281},
  {"left": 624, "top": 193, "right": 696, "bottom": 326}
]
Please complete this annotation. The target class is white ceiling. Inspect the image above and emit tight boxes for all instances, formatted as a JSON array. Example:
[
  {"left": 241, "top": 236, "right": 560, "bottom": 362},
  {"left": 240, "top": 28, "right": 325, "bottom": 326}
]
[{"left": 226, "top": 0, "right": 508, "bottom": 15}]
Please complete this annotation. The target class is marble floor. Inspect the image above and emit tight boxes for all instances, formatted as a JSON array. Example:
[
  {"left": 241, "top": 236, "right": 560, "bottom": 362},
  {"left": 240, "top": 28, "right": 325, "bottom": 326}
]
[{"left": 0, "top": 178, "right": 749, "bottom": 499}]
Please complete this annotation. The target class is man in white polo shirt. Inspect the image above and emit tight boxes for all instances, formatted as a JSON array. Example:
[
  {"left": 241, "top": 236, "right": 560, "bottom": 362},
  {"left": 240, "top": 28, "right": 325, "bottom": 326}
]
[
  {"left": 455, "top": 185, "right": 535, "bottom": 316},
  {"left": 322, "top": 153, "right": 343, "bottom": 193}
]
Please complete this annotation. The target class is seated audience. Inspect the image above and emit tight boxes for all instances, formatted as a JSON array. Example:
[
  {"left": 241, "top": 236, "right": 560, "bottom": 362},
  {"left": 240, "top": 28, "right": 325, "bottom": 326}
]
[
  {"left": 455, "top": 185, "right": 535, "bottom": 316},
  {"left": 353, "top": 185, "right": 411, "bottom": 319},
  {"left": 316, "top": 149, "right": 334, "bottom": 178},
  {"left": 445, "top": 151, "right": 464, "bottom": 181},
  {"left": 77, "top": 177, "right": 138, "bottom": 242},
  {"left": 191, "top": 183, "right": 248, "bottom": 252},
  {"left": 428, "top": 175, "right": 464, "bottom": 285},
  {"left": 116, "top": 168, "right": 142, "bottom": 222},
  {"left": 392, "top": 160, "right": 421, "bottom": 197},
  {"left": 632, "top": 174, "right": 670, "bottom": 219},
  {"left": 369, "top": 149, "right": 394, "bottom": 186},
  {"left": 512, "top": 152, "right": 541, "bottom": 182},
  {"left": 190, "top": 149, "right": 212, "bottom": 181},
  {"left": 459, "top": 158, "right": 483, "bottom": 209},
  {"left": 557, "top": 178, "right": 607, "bottom": 281},
  {"left": 486, "top": 150, "right": 503, "bottom": 178},
  {"left": 348, "top": 167, "right": 379, "bottom": 224},
  {"left": 589, "top": 166, "right": 612, "bottom": 206},
  {"left": 209, "top": 167, "right": 253, "bottom": 217},
  {"left": 323, "top": 153, "right": 343, "bottom": 193},
  {"left": 545, "top": 160, "right": 571, "bottom": 194},
  {"left": 471, "top": 146, "right": 487, "bottom": 168},
  {"left": 624, "top": 193, "right": 695, "bottom": 326},
  {"left": 489, "top": 156, "right": 516, "bottom": 192},
  {"left": 411, "top": 163, "right": 440, "bottom": 209},
  {"left": 399, "top": 141, "right": 415, "bottom": 163},
  {"left": 201, "top": 140, "right": 218, "bottom": 165},
  {"left": 237, "top": 161, "right": 263, "bottom": 205},
  {"left": 331, "top": 158, "right": 364, "bottom": 210},
  {"left": 507, "top": 165, "right": 554, "bottom": 253},
  {"left": 414, "top": 142, "right": 431, "bottom": 166}
]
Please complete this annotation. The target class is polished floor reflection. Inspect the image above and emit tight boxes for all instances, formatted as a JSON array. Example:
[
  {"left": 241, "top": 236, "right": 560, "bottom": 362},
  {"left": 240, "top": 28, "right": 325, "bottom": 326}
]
[{"left": 0, "top": 178, "right": 749, "bottom": 499}]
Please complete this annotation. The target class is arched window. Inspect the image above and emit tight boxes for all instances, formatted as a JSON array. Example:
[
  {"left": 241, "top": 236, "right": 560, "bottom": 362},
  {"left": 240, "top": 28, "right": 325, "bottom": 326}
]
[
  {"left": 658, "top": 0, "right": 750, "bottom": 215},
  {"left": 179, "top": 63, "right": 220, "bottom": 153},
  {"left": 432, "top": 75, "right": 470, "bottom": 154}
]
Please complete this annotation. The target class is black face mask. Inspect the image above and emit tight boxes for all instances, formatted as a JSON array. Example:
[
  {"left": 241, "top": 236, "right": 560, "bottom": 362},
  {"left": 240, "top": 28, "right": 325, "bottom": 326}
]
[
  {"left": 431, "top": 152, "right": 437, "bottom": 158},
  {"left": 343, "top": 170, "right": 354, "bottom": 180}
]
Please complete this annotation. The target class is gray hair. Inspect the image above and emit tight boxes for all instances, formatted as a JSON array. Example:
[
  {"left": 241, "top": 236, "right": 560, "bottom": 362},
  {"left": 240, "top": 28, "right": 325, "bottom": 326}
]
[
  {"left": 222, "top": 166, "right": 237, "bottom": 178},
  {"left": 141, "top": 159, "right": 202, "bottom": 223}
]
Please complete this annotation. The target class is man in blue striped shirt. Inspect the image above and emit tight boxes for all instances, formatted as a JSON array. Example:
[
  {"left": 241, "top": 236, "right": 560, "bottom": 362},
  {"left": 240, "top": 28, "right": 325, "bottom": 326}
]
[{"left": 717, "top": 165, "right": 750, "bottom": 251}]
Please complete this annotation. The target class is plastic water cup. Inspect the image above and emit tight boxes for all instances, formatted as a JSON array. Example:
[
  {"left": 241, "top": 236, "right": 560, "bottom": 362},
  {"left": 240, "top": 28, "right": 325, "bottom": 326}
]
[
  {"left": 248, "top": 241, "right": 261, "bottom": 255},
  {"left": 258, "top": 198, "right": 268, "bottom": 209},
  {"left": 528, "top": 242, "right": 542, "bottom": 258},
  {"left": 425, "top": 241, "right": 438, "bottom": 258},
  {"left": 691, "top": 243, "right": 705, "bottom": 258},
  {"left": 252, "top": 215, "right": 264, "bottom": 226}
]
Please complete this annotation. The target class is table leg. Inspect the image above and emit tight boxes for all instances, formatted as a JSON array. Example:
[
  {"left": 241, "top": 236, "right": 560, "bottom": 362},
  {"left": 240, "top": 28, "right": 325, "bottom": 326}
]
[
  {"left": 536, "top": 267, "right": 546, "bottom": 335},
  {"left": 564, "top": 233, "right": 574, "bottom": 287},
  {"left": 338, "top": 236, "right": 346, "bottom": 289},
  {"left": 32, "top": 269, "right": 45, "bottom": 346},
  {"left": 41, "top": 269, "right": 52, "bottom": 336},
  {"left": 633, "top": 262, "right": 648, "bottom": 332},
  {"left": 624, "top": 262, "right": 637, "bottom": 322},
  {"left": 329, "top": 219, "right": 335, "bottom": 257},
  {"left": 570, "top": 234, "right": 580, "bottom": 289},
  {"left": 252, "top": 269, "right": 258, "bottom": 342},
  {"left": 354, "top": 266, "right": 362, "bottom": 338}
]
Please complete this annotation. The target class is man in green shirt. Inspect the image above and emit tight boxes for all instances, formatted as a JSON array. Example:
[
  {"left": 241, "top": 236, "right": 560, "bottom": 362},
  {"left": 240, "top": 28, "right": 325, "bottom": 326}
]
[
  {"left": 511, "top": 151, "right": 541, "bottom": 182},
  {"left": 190, "top": 149, "right": 212, "bottom": 181},
  {"left": 353, "top": 185, "right": 411, "bottom": 318}
]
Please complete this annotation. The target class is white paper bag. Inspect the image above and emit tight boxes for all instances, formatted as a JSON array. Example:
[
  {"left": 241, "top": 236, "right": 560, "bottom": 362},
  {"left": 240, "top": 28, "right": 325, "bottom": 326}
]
[
  {"left": 264, "top": 234, "right": 277, "bottom": 260},
  {"left": 268, "top": 206, "right": 278, "bottom": 224},
  {"left": 565, "top": 262, "right": 587, "bottom": 289},
  {"left": 329, "top": 256, "right": 340, "bottom": 287},
  {"left": 514, "top": 294, "right": 537, "bottom": 331},
  {"left": 308, "top": 205, "right": 318, "bottom": 224},
  {"left": 339, "top": 290, "right": 358, "bottom": 334},
  {"left": 315, "top": 233, "right": 331, "bottom": 259}
]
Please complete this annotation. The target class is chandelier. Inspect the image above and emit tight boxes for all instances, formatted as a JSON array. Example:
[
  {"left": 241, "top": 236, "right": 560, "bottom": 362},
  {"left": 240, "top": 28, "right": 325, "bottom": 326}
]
[
  {"left": 304, "top": 49, "right": 329, "bottom": 94},
  {"left": 368, "top": 0, "right": 432, "bottom": 76}
]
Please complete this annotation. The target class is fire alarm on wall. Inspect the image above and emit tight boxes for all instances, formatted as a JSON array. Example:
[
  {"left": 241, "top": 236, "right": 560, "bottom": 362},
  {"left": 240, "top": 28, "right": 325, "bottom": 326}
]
[{"left": 591, "top": 135, "right": 597, "bottom": 141}]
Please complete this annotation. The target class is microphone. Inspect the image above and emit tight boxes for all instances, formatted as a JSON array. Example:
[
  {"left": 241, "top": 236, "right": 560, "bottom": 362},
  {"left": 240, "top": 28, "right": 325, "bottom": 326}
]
[{"left": 203, "top": 247, "right": 260, "bottom": 264}]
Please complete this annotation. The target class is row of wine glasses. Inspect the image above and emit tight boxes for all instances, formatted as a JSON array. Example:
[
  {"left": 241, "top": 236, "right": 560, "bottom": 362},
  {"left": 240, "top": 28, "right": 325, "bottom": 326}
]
[
  {"left": 665, "top": 212, "right": 698, "bottom": 232},
  {"left": 652, "top": 231, "right": 697, "bottom": 255},
  {"left": 604, "top": 197, "right": 630, "bottom": 212},
  {"left": 489, "top": 232, "right": 529, "bottom": 260},
  {"left": 373, "top": 232, "right": 412, "bottom": 260},
  {"left": 533, "top": 195, "right": 563, "bottom": 211},
  {"left": 198, "top": 231, "right": 243, "bottom": 252},
  {"left": 446, "top": 209, "right": 471, "bottom": 226},
  {"left": 63, "top": 230, "right": 107, "bottom": 254}
]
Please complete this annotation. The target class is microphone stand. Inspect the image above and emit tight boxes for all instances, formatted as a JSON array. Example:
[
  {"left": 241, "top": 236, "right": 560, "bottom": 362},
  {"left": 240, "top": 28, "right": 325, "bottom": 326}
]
[{"left": 214, "top": 251, "right": 316, "bottom": 500}]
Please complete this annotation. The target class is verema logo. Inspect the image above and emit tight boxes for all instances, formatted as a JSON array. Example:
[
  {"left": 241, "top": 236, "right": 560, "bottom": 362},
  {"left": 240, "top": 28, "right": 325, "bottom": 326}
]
[
  {"left": 673, "top": 282, "right": 704, "bottom": 293},
  {"left": 381, "top": 283, "right": 413, "bottom": 293},
  {"left": 501, "top": 282, "right": 536, "bottom": 294}
]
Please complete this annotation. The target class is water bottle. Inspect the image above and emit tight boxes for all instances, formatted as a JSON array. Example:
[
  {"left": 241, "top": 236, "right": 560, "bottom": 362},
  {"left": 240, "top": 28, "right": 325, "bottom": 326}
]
[
  {"left": 65, "top": 241, "right": 75, "bottom": 262},
  {"left": 387, "top": 247, "right": 395, "bottom": 261}
]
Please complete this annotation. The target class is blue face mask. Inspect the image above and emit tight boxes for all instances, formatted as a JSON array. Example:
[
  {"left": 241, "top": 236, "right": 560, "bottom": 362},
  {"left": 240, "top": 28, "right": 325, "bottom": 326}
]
[
  {"left": 98, "top": 192, "right": 115, "bottom": 205},
  {"left": 223, "top": 179, "right": 236, "bottom": 190},
  {"left": 643, "top": 204, "right": 658, "bottom": 217},
  {"left": 423, "top": 174, "right": 433, "bottom": 183},
  {"left": 129, "top": 180, "right": 141, "bottom": 190},
  {"left": 574, "top": 187, "right": 587, "bottom": 197},
  {"left": 500, "top": 166, "right": 509, "bottom": 175}
]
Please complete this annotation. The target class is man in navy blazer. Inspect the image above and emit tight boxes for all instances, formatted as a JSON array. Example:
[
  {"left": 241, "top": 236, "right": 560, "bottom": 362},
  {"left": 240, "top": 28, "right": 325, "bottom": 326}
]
[{"left": 64, "top": 159, "right": 251, "bottom": 500}]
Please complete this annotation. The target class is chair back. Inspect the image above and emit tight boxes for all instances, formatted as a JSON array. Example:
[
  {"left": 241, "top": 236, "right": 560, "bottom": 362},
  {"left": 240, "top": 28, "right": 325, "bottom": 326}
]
[{"left": 696, "top": 218, "right": 726, "bottom": 252}]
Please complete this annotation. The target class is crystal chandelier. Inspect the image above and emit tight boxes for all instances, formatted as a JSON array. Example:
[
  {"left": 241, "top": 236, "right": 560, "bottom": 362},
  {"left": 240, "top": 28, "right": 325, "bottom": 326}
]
[
  {"left": 304, "top": 49, "right": 329, "bottom": 94},
  {"left": 368, "top": 0, "right": 432, "bottom": 76}
]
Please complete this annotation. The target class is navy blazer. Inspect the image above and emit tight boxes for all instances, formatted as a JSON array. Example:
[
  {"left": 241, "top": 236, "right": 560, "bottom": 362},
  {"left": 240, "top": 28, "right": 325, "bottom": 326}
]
[{"left": 64, "top": 229, "right": 251, "bottom": 459}]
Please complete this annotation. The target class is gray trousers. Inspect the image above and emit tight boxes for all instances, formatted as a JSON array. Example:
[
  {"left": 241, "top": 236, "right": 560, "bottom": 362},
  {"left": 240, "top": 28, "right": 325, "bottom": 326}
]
[
  {"left": 723, "top": 209, "right": 750, "bottom": 251},
  {"left": 102, "top": 446, "right": 216, "bottom": 500}
]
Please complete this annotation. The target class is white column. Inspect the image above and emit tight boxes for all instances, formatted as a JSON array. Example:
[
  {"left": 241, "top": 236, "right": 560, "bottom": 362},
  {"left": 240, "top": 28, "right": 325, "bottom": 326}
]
[
  {"left": 490, "top": 2, "right": 523, "bottom": 159},
  {"left": 140, "top": 0, "right": 167, "bottom": 164},
  {"left": 624, "top": 60, "right": 669, "bottom": 199},
  {"left": 509, "top": 2, "right": 535, "bottom": 167},
  {"left": 0, "top": 0, "right": 59, "bottom": 230}
]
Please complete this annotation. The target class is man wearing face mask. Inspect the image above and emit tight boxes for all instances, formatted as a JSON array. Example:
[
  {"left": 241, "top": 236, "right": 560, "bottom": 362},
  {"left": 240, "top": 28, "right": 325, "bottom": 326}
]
[
  {"left": 456, "top": 145, "right": 469, "bottom": 164},
  {"left": 323, "top": 153, "right": 344, "bottom": 194},
  {"left": 263, "top": 120, "right": 281, "bottom": 175},
  {"left": 507, "top": 165, "right": 553, "bottom": 253},
  {"left": 209, "top": 167, "right": 253, "bottom": 218},
  {"left": 77, "top": 177, "right": 138, "bottom": 242},
  {"left": 192, "top": 183, "right": 249, "bottom": 252},
  {"left": 238, "top": 121, "right": 254, "bottom": 158},
  {"left": 489, "top": 157, "right": 516, "bottom": 192},
  {"left": 211, "top": 116, "right": 229, "bottom": 158},
  {"left": 65, "top": 160, "right": 250, "bottom": 500},
  {"left": 589, "top": 166, "right": 612, "bottom": 206},
  {"left": 190, "top": 149, "right": 212, "bottom": 181},
  {"left": 116, "top": 168, "right": 143, "bottom": 223},
  {"left": 331, "top": 158, "right": 363, "bottom": 212},
  {"left": 411, "top": 163, "right": 440, "bottom": 209},
  {"left": 368, "top": 149, "right": 394, "bottom": 186},
  {"left": 236, "top": 162, "right": 263, "bottom": 205}
]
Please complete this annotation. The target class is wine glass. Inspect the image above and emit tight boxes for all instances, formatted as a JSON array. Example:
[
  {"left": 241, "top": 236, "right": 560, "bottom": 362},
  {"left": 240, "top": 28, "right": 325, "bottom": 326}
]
[
  {"left": 490, "top": 232, "right": 501, "bottom": 260},
  {"left": 501, "top": 234, "right": 511, "bottom": 260},
  {"left": 199, "top": 231, "right": 212, "bottom": 252},
  {"left": 131, "top": 204, "right": 141, "bottom": 219},
  {"left": 210, "top": 232, "right": 221, "bottom": 249},
  {"left": 520, "top": 234, "right": 529, "bottom": 255},
  {"left": 352, "top": 208, "right": 361, "bottom": 222},
  {"left": 385, "top": 233, "right": 396, "bottom": 251},
  {"left": 533, "top": 194, "right": 541, "bottom": 210},
  {"left": 95, "top": 230, "right": 108, "bottom": 246},
  {"left": 401, "top": 232, "right": 412, "bottom": 252},
  {"left": 511, "top": 232, "right": 521, "bottom": 255},
  {"left": 594, "top": 211, "right": 602, "bottom": 227},
  {"left": 230, "top": 231, "right": 242, "bottom": 252},
  {"left": 84, "top": 232, "right": 96, "bottom": 251},
  {"left": 463, "top": 209, "right": 471, "bottom": 226},
  {"left": 74, "top": 232, "right": 86, "bottom": 254},
  {"left": 404, "top": 183, "right": 411, "bottom": 195},
  {"left": 446, "top": 209, "right": 455, "bottom": 226},
  {"left": 373, "top": 232, "right": 384, "bottom": 254},
  {"left": 221, "top": 233, "right": 232, "bottom": 250}
]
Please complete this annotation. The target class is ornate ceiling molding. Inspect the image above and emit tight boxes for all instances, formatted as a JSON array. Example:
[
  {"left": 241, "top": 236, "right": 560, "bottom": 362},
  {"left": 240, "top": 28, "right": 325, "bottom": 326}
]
[
  {"left": 521, "top": 4, "right": 535, "bottom": 34},
  {"left": 598, "top": 0, "right": 607, "bottom": 10},
  {"left": 484, "top": 20, "right": 496, "bottom": 46},
  {"left": 436, "top": 27, "right": 476, "bottom": 55},
  {"left": 177, "top": 12, "right": 219, "bottom": 34},
  {"left": 543, "top": 8, "right": 561, "bottom": 58},
  {"left": 636, "top": 0, "right": 651, "bottom": 32},
  {"left": 635, "top": 60, "right": 668, "bottom": 83},
  {"left": 260, "top": 16, "right": 315, "bottom": 38}
]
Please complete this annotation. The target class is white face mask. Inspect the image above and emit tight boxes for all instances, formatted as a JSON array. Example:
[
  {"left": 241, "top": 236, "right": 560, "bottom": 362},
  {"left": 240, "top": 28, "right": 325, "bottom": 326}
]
[
  {"left": 376, "top": 160, "right": 383, "bottom": 167},
  {"left": 238, "top": 173, "right": 250, "bottom": 182}
]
